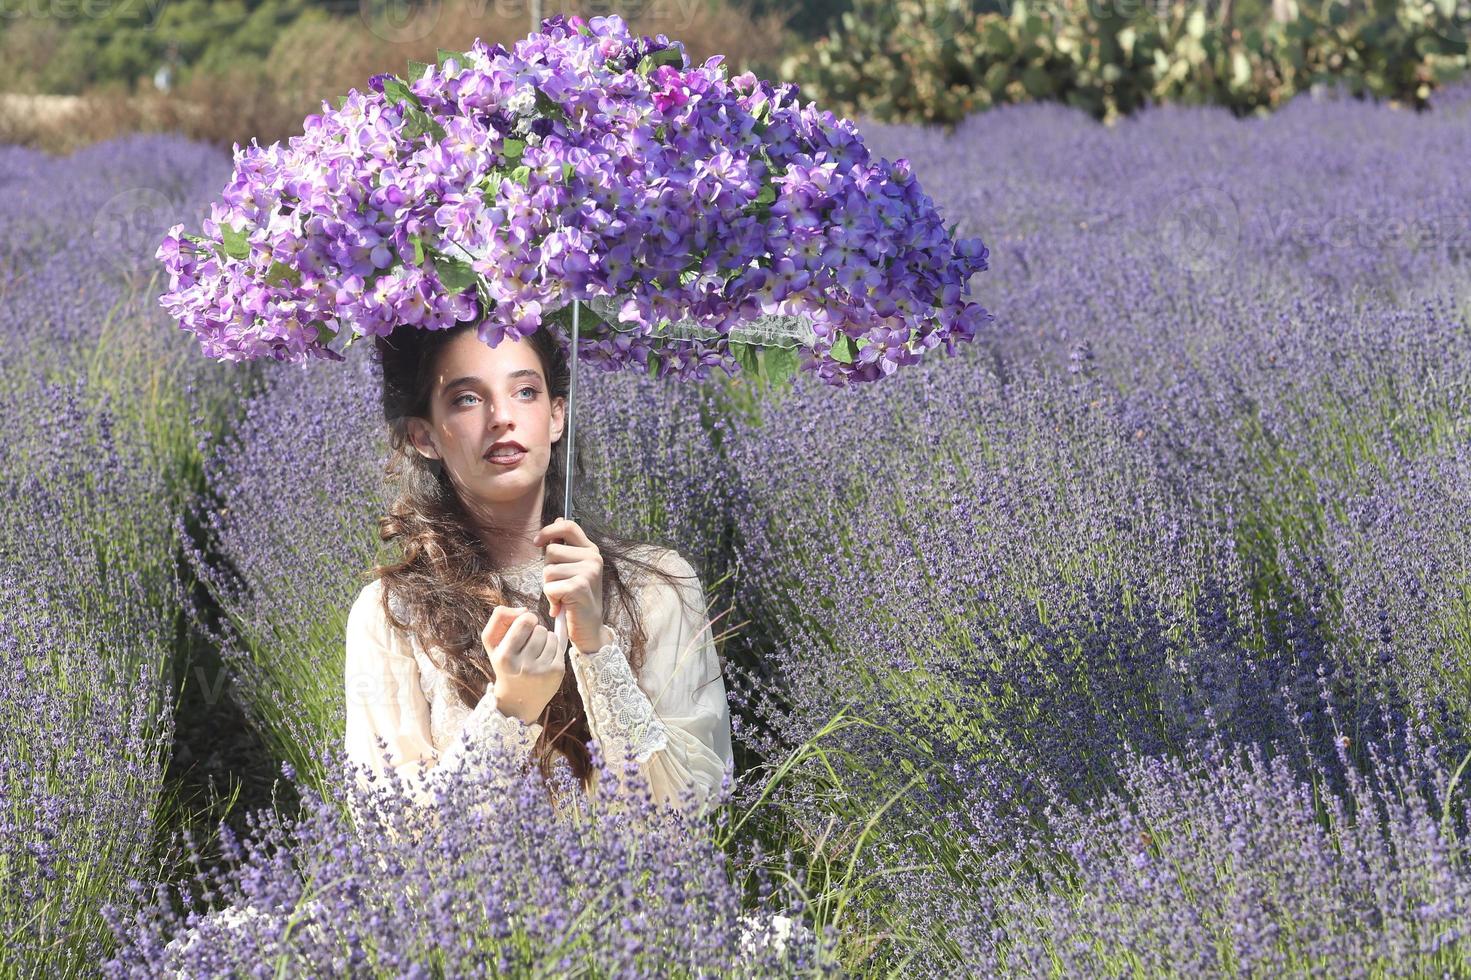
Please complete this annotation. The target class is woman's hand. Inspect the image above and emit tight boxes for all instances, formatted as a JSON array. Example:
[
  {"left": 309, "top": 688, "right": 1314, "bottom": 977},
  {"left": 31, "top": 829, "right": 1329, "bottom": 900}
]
[
  {"left": 533, "top": 518, "right": 608, "bottom": 654},
  {"left": 483, "top": 606, "right": 566, "bottom": 724}
]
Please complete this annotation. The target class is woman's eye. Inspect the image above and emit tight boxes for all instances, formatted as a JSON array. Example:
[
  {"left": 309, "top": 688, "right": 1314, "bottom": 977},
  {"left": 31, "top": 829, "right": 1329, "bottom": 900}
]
[{"left": 453, "top": 389, "right": 534, "bottom": 407}]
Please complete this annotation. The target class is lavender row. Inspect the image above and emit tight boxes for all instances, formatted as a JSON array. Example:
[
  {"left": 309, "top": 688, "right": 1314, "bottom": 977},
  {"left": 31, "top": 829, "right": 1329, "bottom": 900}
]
[
  {"left": 715, "top": 84, "right": 1471, "bottom": 971},
  {"left": 0, "top": 133, "right": 249, "bottom": 971}
]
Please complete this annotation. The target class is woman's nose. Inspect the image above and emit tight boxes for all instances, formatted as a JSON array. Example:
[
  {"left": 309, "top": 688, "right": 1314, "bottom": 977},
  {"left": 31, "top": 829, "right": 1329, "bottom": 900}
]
[{"left": 488, "top": 398, "right": 514, "bottom": 427}]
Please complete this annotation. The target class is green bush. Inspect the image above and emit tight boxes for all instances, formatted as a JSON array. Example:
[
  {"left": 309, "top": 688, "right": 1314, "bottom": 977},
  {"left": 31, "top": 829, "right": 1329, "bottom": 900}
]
[
  {"left": 782, "top": 0, "right": 1470, "bottom": 125},
  {"left": 3, "top": 0, "right": 314, "bottom": 94}
]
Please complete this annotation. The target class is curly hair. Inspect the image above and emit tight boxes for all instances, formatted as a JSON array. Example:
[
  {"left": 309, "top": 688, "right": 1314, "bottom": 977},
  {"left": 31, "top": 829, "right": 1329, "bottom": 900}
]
[{"left": 365, "top": 319, "right": 700, "bottom": 796}]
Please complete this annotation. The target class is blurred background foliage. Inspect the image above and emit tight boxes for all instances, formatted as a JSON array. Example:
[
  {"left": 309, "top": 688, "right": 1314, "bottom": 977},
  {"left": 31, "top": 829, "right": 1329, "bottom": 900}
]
[
  {"left": 786, "top": 0, "right": 1470, "bottom": 124},
  {"left": 0, "top": 0, "right": 1465, "bottom": 153}
]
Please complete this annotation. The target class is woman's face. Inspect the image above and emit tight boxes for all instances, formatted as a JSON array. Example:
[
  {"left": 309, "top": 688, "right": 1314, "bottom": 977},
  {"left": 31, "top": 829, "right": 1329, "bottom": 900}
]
[{"left": 407, "top": 330, "right": 565, "bottom": 514}]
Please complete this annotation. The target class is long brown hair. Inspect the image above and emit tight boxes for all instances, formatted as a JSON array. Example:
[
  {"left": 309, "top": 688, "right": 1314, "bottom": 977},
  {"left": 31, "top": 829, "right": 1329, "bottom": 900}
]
[{"left": 366, "top": 319, "right": 699, "bottom": 794}]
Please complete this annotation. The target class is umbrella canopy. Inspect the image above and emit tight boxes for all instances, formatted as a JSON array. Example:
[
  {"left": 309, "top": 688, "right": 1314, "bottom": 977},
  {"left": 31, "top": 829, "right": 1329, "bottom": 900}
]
[{"left": 155, "top": 13, "right": 993, "bottom": 390}]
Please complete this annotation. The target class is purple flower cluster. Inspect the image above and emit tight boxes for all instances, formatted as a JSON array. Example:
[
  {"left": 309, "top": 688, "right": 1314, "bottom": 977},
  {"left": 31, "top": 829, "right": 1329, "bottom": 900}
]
[
  {"left": 152, "top": 14, "right": 992, "bottom": 384},
  {"left": 0, "top": 566, "right": 172, "bottom": 974},
  {"left": 103, "top": 740, "right": 833, "bottom": 976},
  {"left": 1323, "top": 439, "right": 1471, "bottom": 733}
]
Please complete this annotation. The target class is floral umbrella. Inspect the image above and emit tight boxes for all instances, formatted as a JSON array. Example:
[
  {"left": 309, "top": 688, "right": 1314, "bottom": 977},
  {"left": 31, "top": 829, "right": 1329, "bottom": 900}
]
[{"left": 155, "top": 13, "right": 994, "bottom": 642}]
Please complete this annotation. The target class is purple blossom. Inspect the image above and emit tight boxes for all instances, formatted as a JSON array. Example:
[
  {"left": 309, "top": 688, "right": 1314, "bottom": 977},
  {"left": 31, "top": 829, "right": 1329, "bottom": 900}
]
[{"left": 154, "top": 15, "right": 992, "bottom": 386}]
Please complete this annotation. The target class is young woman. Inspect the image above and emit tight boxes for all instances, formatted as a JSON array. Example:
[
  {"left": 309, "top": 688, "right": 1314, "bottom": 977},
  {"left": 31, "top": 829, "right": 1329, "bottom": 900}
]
[
  {"left": 343, "top": 318, "right": 735, "bottom": 821},
  {"left": 162, "top": 324, "right": 806, "bottom": 968}
]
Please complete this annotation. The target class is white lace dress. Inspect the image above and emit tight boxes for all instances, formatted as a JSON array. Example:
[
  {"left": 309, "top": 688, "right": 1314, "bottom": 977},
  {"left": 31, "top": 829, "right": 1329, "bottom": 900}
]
[{"left": 342, "top": 544, "right": 735, "bottom": 817}]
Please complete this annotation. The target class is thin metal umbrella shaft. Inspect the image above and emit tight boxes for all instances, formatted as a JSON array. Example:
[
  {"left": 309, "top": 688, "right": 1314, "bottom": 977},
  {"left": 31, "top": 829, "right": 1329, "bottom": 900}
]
[
  {"left": 564, "top": 298, "right": 578, "bottom": 524},
  {"left": 553, "top": 298, "right": 578, "bottom": 651}
]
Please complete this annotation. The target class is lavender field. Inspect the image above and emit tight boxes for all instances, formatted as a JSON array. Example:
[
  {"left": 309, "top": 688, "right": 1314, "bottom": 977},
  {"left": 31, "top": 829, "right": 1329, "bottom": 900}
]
[{"left": 5, "top": 77, "right": 1471, "bottom": 977}]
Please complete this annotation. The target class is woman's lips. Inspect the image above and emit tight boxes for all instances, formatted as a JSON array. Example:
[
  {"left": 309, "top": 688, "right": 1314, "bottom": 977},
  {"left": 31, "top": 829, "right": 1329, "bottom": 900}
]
[{"left": 485, "top": 449, "right": 527, "bottom": 466}]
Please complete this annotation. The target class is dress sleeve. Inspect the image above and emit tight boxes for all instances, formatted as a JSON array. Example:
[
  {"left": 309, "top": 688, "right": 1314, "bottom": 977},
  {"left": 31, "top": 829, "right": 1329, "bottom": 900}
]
[
  {"left": 566, "top": 548, "right": 735, "bottom": 816},
  {"left": 343, "top": 580, "right": 544, "bottom": 818}
]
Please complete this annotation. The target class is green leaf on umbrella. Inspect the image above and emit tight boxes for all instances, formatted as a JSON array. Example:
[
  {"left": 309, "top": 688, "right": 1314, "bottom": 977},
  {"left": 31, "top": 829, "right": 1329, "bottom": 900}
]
[
  {"left": 646, "top": 349, "right": 663, "bottom": 377},
  {"left": 510, "top": 165, "right": 532, "bottom": 187},
  {"left": 577, "top": 308, "right": 605, "bottom": 338},
  {"left": 947, "top": 219, "right": 960, "bottom": 239},
  {"left": 335, "top": 94, "right": 350, "bottom": 110},
  {"left": 762, "top": 344, "right": 799, "bottom": 387},
  {"left": 636, "top": 47, "right": 683, "bottom": 76},
  {"left": 542, "top": 301, "right": 604, "bottom": 342},
  {"left": 428, "top": 249, "right": 477, "bottom": 292},
  {"left": 180, "top": 231, "right": 219, "bottom": 261},
  {"left": 502, "top": 138, "right": 526, "bottom": 166},
  {"left": 481, "top": 171, "right": 506, "bottom": 205},
  {"left": 831, "top": 333, "right": 860, "bottom": 364},
  {"left": 730, "top": 340, "right": 760, "bottom": 379},
  {"left": 407, "top": 59, "right": 431, "bottom": 80},
  {"left": 561, "top": 161, "right": 576, "bottom": 184},
  {"left": 381, "top": 77, "right": 420, "bottom": 110},
  {"left": 533, "top": 86, "right": 566, "bottom": 121},
  {"left": 542, "top": 303, "right": 569, "bottom": 334},
  {"left": 310, "top": 320, "right": 337, "bottom": 345},
  {"left": 220, "top": 223, "right": 250, "bottom": 261},
  {"left": 436, "top": 48, "right": 463, "bottom": 69},
  {"left": 402, "top": 105, "right": 447, "bottom": 143},
  {"left": 265, "top": 260, "right": 301, "bottom": 287}
]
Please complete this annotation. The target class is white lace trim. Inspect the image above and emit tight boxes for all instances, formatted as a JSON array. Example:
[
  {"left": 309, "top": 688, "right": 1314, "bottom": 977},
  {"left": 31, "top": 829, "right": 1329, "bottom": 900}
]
[
  {"left": 459, "top": 693, "right": 542, "bottom": 765},
  {"left": 568, "top": 640, "right": 670, "bottom": 766}
]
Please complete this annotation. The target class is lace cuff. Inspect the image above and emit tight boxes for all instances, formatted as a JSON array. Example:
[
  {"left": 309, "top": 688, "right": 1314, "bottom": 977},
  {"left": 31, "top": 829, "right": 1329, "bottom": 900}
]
[
  {"left": 446, "top": 693, "right": 543, "bottom": 772},
  {"left": 568, "top": 637, "right": 670, "bottom": 766}
]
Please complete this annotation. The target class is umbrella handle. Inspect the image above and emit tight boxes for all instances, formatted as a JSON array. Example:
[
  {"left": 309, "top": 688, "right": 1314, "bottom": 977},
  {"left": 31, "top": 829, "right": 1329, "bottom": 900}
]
[{"left": 554, "top": 604, "right": 569, "bottom": 653}]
